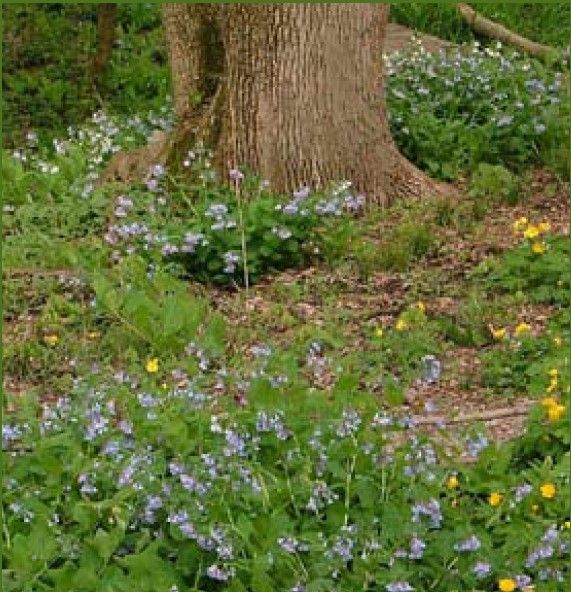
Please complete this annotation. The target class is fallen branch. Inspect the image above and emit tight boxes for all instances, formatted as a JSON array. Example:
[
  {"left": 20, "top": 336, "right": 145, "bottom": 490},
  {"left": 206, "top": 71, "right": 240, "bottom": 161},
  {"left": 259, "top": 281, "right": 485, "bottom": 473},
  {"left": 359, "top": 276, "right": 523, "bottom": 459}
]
[
  {"left": 456, "top": 4, "right": 561, "bottom": 63},
  {"left": 2, "top": 268, "right": 78, "bottom": 279},
  {"left": 412, "top": 403, "right": 533, "bottom": 426}
]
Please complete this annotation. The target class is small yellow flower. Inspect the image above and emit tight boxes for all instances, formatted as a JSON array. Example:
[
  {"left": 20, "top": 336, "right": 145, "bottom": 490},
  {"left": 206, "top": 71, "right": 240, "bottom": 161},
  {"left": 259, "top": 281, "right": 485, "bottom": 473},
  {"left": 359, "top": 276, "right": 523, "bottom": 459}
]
[
  {"left": 539, "top": 482, "right": 556, "bottom": 499},
  {"left": 146, "top": 358, "right": 159, "bottom": 373},
  {"left": 375, "top": 327, "right": 384, "bottom": 338},
  {"left": 490, "top": 325, "right": 507, "bottom": 340},
  {"left": 513, "top": 217, "right": 528, "bottom": 232},
  {"left": 498, "top": 578, "right": 516, "bottom": 592},
  {"left": 541, "top": 396, "right": 557, "bottom": 408},
  {"left": 531, "top": 504, "right": 539, "bottom": 513},
  {"left": 489, "top": 492, "right": 503, "bottom": 507},
  {"left": 523, "top": 225, "right": 540, "bottom": 239},
  {"left": 416, "top": 301, "right": 426, "bottom": 313},
  {"left": 553, "top": 336, "right": 562, "bottom": 347},
  {"left": 395, "top": 319, "right": 408, "bottom": 332},
  {"left": 547, "top": 403, "right": 566, "bottom": 422},
  {"left": 537, "top": 221, "right": 551, "bottom": 234},
  {"left": 43, "top": 333, "right": 59, "bottom": 346},
  {"left": 564, "top": 520, "right": 570, "bottom": 529},
  {"left": 87, "top": 331, "right": 100, "bottom": 340},
  {"left": 548, "top": 368, "right": 558, "bottom": 378},
  {"left": 447, "top": 475, "right": 459, "bottom": 490},
  {"left": 531, "top": 241, "right": 546, "bottom": 254},
  {"left": 546, "top": 378, "right": 558, "bottom": 393},
  {"left": 514, "top": 322, "right": 531, "bottom": 336}
]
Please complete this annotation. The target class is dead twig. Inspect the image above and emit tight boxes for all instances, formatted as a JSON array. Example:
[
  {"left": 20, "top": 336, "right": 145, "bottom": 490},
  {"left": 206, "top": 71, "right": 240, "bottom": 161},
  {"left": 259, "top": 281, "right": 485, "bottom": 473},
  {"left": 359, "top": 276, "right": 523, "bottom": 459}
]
[{"left": 412, "top": 403, "right": 533, "bottom": 426}]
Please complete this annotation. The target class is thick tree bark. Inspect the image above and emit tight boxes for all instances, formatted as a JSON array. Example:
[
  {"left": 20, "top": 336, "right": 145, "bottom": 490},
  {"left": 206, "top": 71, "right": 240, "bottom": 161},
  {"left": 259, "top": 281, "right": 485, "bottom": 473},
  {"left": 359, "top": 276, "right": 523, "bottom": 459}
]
[
  {"left": 212, "top": 3, "right": 439, "bottom": 204},
  {"left": 91, "top": 4, "right": 117, "bottom": 83},
  {"left": 103, "top": 3, "right": 443, "bottom": 205}
]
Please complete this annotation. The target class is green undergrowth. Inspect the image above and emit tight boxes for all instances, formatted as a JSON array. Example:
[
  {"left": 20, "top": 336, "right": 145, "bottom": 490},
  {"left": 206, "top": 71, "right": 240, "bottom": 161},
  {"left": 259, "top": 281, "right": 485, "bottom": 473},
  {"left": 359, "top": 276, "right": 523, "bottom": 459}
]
[
  {"left": 3, "top": 9, "right": 571, "bottom": 587},
  {"left": 391, "top": 3, "right": 570, "bottom": 49},
  {"left": 3, "top": 4, "right": 169, "bottom": 147}
]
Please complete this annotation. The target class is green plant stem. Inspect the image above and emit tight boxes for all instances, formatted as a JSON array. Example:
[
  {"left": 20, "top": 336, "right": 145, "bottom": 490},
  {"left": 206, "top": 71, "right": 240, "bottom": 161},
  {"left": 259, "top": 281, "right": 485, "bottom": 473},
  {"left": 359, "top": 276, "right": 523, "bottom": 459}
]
[
  {"left": 234, "top": 178, "right": 250, "bottom": 292},
  {"left": 345, "top": 449, "right": 357, "bottom": 527}
]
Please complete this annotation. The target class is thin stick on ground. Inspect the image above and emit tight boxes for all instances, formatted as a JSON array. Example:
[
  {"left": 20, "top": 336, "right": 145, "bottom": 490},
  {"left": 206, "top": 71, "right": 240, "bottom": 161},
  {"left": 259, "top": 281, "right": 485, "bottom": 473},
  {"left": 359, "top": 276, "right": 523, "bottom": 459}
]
[{"left": 412, "top": 403, "right": 534, "bottom": 426}]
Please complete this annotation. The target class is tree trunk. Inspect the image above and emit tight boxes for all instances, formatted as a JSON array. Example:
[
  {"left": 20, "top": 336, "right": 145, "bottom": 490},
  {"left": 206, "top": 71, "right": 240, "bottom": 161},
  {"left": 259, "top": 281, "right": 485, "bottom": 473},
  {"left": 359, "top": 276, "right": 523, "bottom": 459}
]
[
  {"left": 91, "top": 4, "right": 117, "bottom": 84},
  {"left": 104, "top": 3, "right": 443, "bottom": 205}
]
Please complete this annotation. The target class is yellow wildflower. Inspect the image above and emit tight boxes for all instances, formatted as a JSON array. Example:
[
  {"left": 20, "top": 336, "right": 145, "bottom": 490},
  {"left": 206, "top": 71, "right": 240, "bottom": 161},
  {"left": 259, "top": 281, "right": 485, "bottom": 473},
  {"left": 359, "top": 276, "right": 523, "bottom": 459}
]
[
  {"left": 564, "top": 520, "right": 570, "bottom": 529},
  {"left": 546, "top": 378, "right": 558, "bottom": 393},
  {"left": 531, "top": 504, "right": 539, "bottom": 513},
  {"left": 395, "top": 319, "right": 408, "bottom": 332},
  {"left": 87, "top": 331, "right": 100, "bottom": 340},
  {"left": 447, "top": 475, "right": 459, "bottom": 490},
  {"left": 498, "top": 578, "right": 516, "bottom": 592},
  {"left": 489, "top": 492, "right": 503, "bottom": 507},
  {"left": 416, "top": 301, "right": 426, "bottom": 313},
  {"left": 548, "top": 368, "right": 558, "bottom": 378},
  {"left": 547, "top": 403, "right": 566, "bottom": 422},
  {"left": 490, "top": 325, "right": 507, "bottom": 340},
  {"left": 375, "top": 327, "right": 384, "bottom": 338},
  {"left": 514, "top": 322, "right": 531, "bottom": 336},
  {"left": 146, "top": 358, "right": 159, "bottom": 373},
  {"left": 541, "top": 396, "right": 557, "bottom": 408},
  {"left": 537, "top": 221, "right": 551, "bottom": 234},
  {"left": 539, "top": 483, "right": 556, "bottom": 499},
  {"left": 553, "top": 336, "right": 562, "bottom": 347},
  {"left": 531, "top": 241, "right": 546, "bottom": 254},
  {"left": 513, "top": 217, "right": 528, "bottom": 232},
  {"left": 43, "top": 333, "right": 59, "bottom": 346},
  {"left": 523, "top": 225, "right": 540, "bottom": 239}
]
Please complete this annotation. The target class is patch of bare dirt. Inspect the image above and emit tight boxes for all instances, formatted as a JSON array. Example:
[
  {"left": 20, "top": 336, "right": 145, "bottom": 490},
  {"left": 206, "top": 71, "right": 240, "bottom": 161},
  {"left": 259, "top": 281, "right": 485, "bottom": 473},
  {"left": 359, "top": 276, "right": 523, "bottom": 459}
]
[{"left": 384, "top": 23, "right": 454, "bottom": 55}]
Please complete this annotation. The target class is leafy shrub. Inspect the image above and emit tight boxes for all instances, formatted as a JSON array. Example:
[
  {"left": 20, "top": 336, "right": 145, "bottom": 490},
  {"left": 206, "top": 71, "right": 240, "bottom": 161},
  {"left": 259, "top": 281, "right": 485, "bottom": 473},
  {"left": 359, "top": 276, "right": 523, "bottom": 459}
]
[
  {"left": 379, "top": 222, "right": 435, "bottom": 271},
  {"left": 469, "top": 163, "right": 521, "bottom": 206},
  {"left": 104, "top": 161, "right": 362, "bottom": 287}
]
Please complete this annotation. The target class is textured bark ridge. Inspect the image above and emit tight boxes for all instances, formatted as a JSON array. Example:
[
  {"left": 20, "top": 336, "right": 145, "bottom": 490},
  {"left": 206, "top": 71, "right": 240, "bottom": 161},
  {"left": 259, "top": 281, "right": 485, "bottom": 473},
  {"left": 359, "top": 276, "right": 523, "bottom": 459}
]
[
  {"left": 102, "top": 3, "right": 444, "bottom": 205},
  {"left": 215, "top": 3, "right": 443, "bottom": 204}
]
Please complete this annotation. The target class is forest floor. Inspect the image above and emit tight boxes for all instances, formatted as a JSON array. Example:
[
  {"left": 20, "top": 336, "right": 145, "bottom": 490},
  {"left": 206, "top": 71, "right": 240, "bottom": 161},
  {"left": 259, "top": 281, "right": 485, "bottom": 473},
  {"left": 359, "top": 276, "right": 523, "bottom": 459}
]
[
  {"left": 206, "top": 169, "right": 569, "bottom": 452},
  {"left": 4, "top": 166, "right": 567, "bottom": 459},
  {"left": 385, "top": 22, "right": 454, "bottom": 55},
  {"left": 3, "top": 23, "right": 568, "bottom": 465}
]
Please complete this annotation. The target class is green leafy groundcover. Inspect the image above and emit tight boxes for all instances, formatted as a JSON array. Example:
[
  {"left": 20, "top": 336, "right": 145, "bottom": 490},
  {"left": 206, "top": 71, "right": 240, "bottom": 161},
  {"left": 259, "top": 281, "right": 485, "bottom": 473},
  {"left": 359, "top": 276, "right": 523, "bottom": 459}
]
[
  {"left": 3, "top": 361, "right": 570, "bottom": 592},
  {"left": 386, "top": 42, "right": 568, "bottom": 180},
  {"left": 102, "top": 152, "right": 361, "bottom": 288},
  {"left": 477, "top": 234, "right": 570, "bottom": 307}
]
